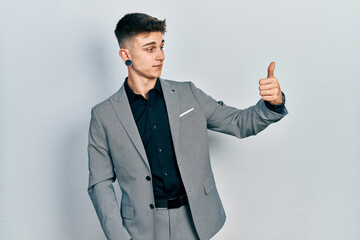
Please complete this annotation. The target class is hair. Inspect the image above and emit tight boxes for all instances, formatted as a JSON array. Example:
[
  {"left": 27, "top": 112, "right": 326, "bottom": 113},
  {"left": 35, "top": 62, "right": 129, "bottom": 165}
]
[{"left": 114, "top": 13, "right": 166, "bottom": 48}]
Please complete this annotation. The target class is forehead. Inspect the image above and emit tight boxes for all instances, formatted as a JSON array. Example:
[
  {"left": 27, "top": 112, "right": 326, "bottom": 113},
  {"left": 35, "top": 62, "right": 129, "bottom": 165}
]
[{"left": 133, "top": 31, "right": 164, "bottom": 46}]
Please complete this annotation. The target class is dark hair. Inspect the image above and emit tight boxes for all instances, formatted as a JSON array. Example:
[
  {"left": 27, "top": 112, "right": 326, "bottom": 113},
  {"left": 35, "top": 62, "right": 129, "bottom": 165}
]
[{"left": 114, "top": 13, "right": 166, "bottom": 48}]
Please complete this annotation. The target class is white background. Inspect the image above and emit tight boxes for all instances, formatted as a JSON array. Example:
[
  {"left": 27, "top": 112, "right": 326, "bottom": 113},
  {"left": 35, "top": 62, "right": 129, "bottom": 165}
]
[{"left": 1, "top": 0, "right": 359, "bottom": 239}]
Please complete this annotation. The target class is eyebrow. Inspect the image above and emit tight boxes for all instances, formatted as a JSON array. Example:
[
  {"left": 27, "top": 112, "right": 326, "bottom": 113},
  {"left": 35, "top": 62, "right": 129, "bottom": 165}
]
[{"left": 142, "top": 39, "right": 165, "bottom": 47}]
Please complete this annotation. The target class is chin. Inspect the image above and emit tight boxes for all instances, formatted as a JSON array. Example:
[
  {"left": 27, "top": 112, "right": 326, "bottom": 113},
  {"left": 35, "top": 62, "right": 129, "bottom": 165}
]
[{"left": 151, "top": 72, "right": 162, "bottom": 79}]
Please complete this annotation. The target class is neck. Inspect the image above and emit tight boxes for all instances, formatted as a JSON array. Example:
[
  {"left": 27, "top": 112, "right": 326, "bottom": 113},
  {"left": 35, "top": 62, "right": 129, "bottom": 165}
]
[{"left": 127, "top": 72, "right": 158, "bottom": 99}]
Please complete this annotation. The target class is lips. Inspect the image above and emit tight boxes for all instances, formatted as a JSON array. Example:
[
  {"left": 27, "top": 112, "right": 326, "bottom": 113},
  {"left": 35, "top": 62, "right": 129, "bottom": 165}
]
[{"left": 153, "top": 64, "right": 163, "bottom": 68}]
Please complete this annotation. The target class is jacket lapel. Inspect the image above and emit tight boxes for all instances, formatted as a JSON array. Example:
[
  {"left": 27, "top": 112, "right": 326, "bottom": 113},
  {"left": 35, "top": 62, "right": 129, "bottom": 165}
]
[
  {"left": 160, "top": 78, "right": 180, "bottom": 156},
  {"left": 109, "top": 78, "right": 181, "bottom": 171},
  {"left": 110, "top": 85, "right": 150, "bottom": 170}
]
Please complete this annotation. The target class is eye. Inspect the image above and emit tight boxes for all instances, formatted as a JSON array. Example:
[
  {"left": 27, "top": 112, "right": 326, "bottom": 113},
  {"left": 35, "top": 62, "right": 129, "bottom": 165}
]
[
  {"left": 147, "top": 47, "right": 154, "bottom": 52},
  {"left": 160, "top": 46, "right": 164, "bottom": 50}
]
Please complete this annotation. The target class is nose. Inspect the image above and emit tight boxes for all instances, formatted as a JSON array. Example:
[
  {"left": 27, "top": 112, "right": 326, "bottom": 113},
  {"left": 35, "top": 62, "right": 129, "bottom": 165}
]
[{"left": 156, "top": 48, "right": 165, "bottom": 62}]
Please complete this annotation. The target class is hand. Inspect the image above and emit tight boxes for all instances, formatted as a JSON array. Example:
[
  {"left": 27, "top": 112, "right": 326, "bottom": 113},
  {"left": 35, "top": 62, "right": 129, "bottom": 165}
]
[{"left": 259, "top": 62, "right": 283, "bottom": 105}]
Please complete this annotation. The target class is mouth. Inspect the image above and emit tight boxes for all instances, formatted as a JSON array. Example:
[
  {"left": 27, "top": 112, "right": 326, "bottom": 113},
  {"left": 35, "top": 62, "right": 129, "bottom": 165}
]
[{"left": 153, "top": 64, "right": 163, "bottom": 69}]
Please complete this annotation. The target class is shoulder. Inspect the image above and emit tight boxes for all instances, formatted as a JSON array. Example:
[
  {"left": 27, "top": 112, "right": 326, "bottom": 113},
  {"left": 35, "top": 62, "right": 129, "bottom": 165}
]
[
  {"left": 160, "top": 78, "right": 210, "bottom": 100},
  {"left": 160, "top": 78, "right": 190, "bottom": 85},
  {"left": 160, "top": 77, "right": 195, "bottom": 90}
]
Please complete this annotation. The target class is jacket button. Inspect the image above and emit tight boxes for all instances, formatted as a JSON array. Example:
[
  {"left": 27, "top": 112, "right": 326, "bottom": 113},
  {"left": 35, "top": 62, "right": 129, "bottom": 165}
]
[
  {"left": 149, "top": 204, "right": 155, "bottom": 209},
  {"left": 146, "top": 176, "right": 151, "bottom": 181}
]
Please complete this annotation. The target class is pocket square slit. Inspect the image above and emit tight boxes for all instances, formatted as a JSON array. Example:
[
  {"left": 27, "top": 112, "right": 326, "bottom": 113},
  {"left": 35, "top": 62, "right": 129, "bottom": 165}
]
[{"left": 179, "top": 108, "right": 194, "bottom": 117}]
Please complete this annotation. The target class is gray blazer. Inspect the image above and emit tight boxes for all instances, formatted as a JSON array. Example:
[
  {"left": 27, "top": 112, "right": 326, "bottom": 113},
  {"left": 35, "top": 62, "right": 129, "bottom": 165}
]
[{"left": 87, "top": 78, "right": 288, "bottom": 240}]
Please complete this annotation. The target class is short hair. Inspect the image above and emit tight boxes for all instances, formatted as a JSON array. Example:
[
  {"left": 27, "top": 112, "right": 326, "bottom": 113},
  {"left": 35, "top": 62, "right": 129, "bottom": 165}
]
[{"left": 114, "top": 13, "right": 166, "bottom": 48}]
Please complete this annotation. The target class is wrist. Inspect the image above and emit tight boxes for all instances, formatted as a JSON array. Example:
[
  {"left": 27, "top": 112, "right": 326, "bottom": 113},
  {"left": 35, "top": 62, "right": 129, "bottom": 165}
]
[{"left": 269, "top": 92, "right": 285, "bottom": 106}]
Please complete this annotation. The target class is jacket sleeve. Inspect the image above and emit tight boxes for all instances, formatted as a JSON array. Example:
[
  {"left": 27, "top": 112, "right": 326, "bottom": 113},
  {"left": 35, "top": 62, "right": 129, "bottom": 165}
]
[
  {"left": 87, "top": 107, "right": 132, "bottom": 240},
  {"left": 188, "top": 81, "right": 288, "bottom": 138}
]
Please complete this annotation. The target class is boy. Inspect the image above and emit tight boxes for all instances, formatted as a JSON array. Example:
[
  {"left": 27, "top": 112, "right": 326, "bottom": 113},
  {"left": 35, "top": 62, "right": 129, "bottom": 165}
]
[{"left": 87, "top": 12, "right": 287, "bottom": 240}]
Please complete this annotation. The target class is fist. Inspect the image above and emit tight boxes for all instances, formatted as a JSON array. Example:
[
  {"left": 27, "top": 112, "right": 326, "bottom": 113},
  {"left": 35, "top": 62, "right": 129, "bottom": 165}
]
[{"left": 259, "top": 62, "right": 283, "bottom": 105}]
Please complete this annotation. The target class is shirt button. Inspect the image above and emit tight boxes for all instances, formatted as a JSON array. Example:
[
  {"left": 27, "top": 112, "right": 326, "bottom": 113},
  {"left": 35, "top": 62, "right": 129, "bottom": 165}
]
[
  {"left": 158, "top": 148, "right": 163, "bottom": 152},
  {"left": 163, "top": 172, "right": 168, "bottom": 176},
  {"left": 146, "top": 176, "right": 151, "bottom": 181},
  {"left": 149, "top": 204, "right": 155, "bottom": 209},
  {"left": 153, "top": 125, "right": 157, "bottom": 130}
]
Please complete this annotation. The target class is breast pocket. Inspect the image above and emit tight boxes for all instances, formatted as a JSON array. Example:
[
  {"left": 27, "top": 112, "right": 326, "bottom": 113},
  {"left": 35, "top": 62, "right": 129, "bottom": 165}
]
[{"left": 179, "top": 107, "right": 197, "bottom": 121}]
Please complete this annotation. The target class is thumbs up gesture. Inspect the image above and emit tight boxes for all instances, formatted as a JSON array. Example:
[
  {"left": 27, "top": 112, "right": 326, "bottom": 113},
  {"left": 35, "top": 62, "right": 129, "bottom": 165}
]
[{"left": 259, "top": 62, "right": 283, "bottom": 105}]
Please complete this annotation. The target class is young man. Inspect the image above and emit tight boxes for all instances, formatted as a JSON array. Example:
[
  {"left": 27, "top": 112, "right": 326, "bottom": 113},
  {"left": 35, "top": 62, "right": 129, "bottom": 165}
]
[{"left": 87, "top": 13, "right": 287, "bottom": 240}]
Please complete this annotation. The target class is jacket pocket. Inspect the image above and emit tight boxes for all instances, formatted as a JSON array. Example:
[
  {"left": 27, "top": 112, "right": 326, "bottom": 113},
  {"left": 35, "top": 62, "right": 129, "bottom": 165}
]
[
  {"left": 179, "top": 108, "right": 197, "bottom": 121},
  {"left": 121, "top": 203, "right": 135, "bottom": 220},
  {"left": 203, "top": 176, "right": 216, "bottom": 195}
]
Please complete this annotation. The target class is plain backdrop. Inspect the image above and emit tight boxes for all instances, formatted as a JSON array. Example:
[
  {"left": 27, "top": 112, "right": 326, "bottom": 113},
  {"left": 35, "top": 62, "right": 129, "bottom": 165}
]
[{"left": 1, "top": 0, "right": 359, "bottom": 239}]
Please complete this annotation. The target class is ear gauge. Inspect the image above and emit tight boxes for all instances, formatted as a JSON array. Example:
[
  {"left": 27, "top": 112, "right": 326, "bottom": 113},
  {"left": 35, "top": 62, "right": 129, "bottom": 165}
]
[{"left": 125, "top": 59, "right": 133, "bottom": 67}]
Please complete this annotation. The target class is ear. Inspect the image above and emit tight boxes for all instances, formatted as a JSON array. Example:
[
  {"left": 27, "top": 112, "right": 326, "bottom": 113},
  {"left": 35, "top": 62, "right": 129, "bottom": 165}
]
[{"left": 119, "top": 48, "right": 130, "bottom": 62}]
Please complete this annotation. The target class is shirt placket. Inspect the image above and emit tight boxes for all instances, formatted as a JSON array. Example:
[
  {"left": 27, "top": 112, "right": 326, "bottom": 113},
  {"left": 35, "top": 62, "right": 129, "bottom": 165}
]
[{"left": 147, "top": 93, "right": 172, "bottom": 197}]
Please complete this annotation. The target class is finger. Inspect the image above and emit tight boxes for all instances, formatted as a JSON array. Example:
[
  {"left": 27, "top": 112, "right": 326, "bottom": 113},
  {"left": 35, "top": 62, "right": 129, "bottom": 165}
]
[
  {"left": 259, "top": 89, "right": 274, "bottom": 96},
  {"left": 259, "top": 77, "right": 277, "bottom": 85},
  {"left": 261, "top": 95, "right": 276, "bottom": 102},
  {"left": 267, "top": 61, "right": 276, "bottom": 78},
  {"left": 259, "top": 84, "right": 275, "bottom": 91}
]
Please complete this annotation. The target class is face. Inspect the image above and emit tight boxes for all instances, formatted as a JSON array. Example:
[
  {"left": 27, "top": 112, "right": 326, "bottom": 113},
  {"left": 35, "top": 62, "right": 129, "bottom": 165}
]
[{"left": 120, "top": 31, "right": 165, "bottom": 80}]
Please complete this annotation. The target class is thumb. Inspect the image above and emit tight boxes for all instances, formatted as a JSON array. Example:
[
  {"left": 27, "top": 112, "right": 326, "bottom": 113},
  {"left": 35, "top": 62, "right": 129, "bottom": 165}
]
[{"left": 267, "top": 61, "right": 276, "bottom": 78}]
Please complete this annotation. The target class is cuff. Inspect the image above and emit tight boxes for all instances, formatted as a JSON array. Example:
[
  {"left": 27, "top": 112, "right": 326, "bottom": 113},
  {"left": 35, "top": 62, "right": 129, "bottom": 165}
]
[{"left": 264, "top": 92, "right": 286, "bottom": 114}]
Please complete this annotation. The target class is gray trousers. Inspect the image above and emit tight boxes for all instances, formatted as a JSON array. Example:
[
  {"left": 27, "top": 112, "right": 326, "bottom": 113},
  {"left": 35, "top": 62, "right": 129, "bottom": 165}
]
[{"left": 155, "top": 204, "right": 200, "bottom": 240}]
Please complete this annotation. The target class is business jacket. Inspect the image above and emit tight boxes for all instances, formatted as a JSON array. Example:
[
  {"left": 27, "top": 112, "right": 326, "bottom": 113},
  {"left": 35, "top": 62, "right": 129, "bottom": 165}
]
[{"left": 87, "top": 78, "right": 288, "bottom": 240}]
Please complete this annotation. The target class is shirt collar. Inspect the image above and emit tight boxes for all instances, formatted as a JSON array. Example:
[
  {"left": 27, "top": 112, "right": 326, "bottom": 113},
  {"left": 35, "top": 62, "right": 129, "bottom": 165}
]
[{"left": 124, "top": 77, "right": 163, "bottom": 105}]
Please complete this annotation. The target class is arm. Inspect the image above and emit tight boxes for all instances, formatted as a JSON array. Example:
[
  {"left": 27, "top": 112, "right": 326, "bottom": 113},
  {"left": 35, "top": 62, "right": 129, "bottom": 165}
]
[
  {"left": 189, "top": 81, "right": 287, "bottom": 138},
  {"left": 189, "top": 61, "right": 288, "bottom": 138},
  {"left": 87, "top": 107, "right": 132, "bottom": 240}
]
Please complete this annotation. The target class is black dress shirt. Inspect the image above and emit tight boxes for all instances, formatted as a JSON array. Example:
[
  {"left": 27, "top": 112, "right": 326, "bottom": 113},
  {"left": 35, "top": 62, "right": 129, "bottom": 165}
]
[
  {"left": 124, "top": 77, "right": 186, "bottom": 200},
  {"left": 124, "top": 77, "right": 286, "bottom": 199}
]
